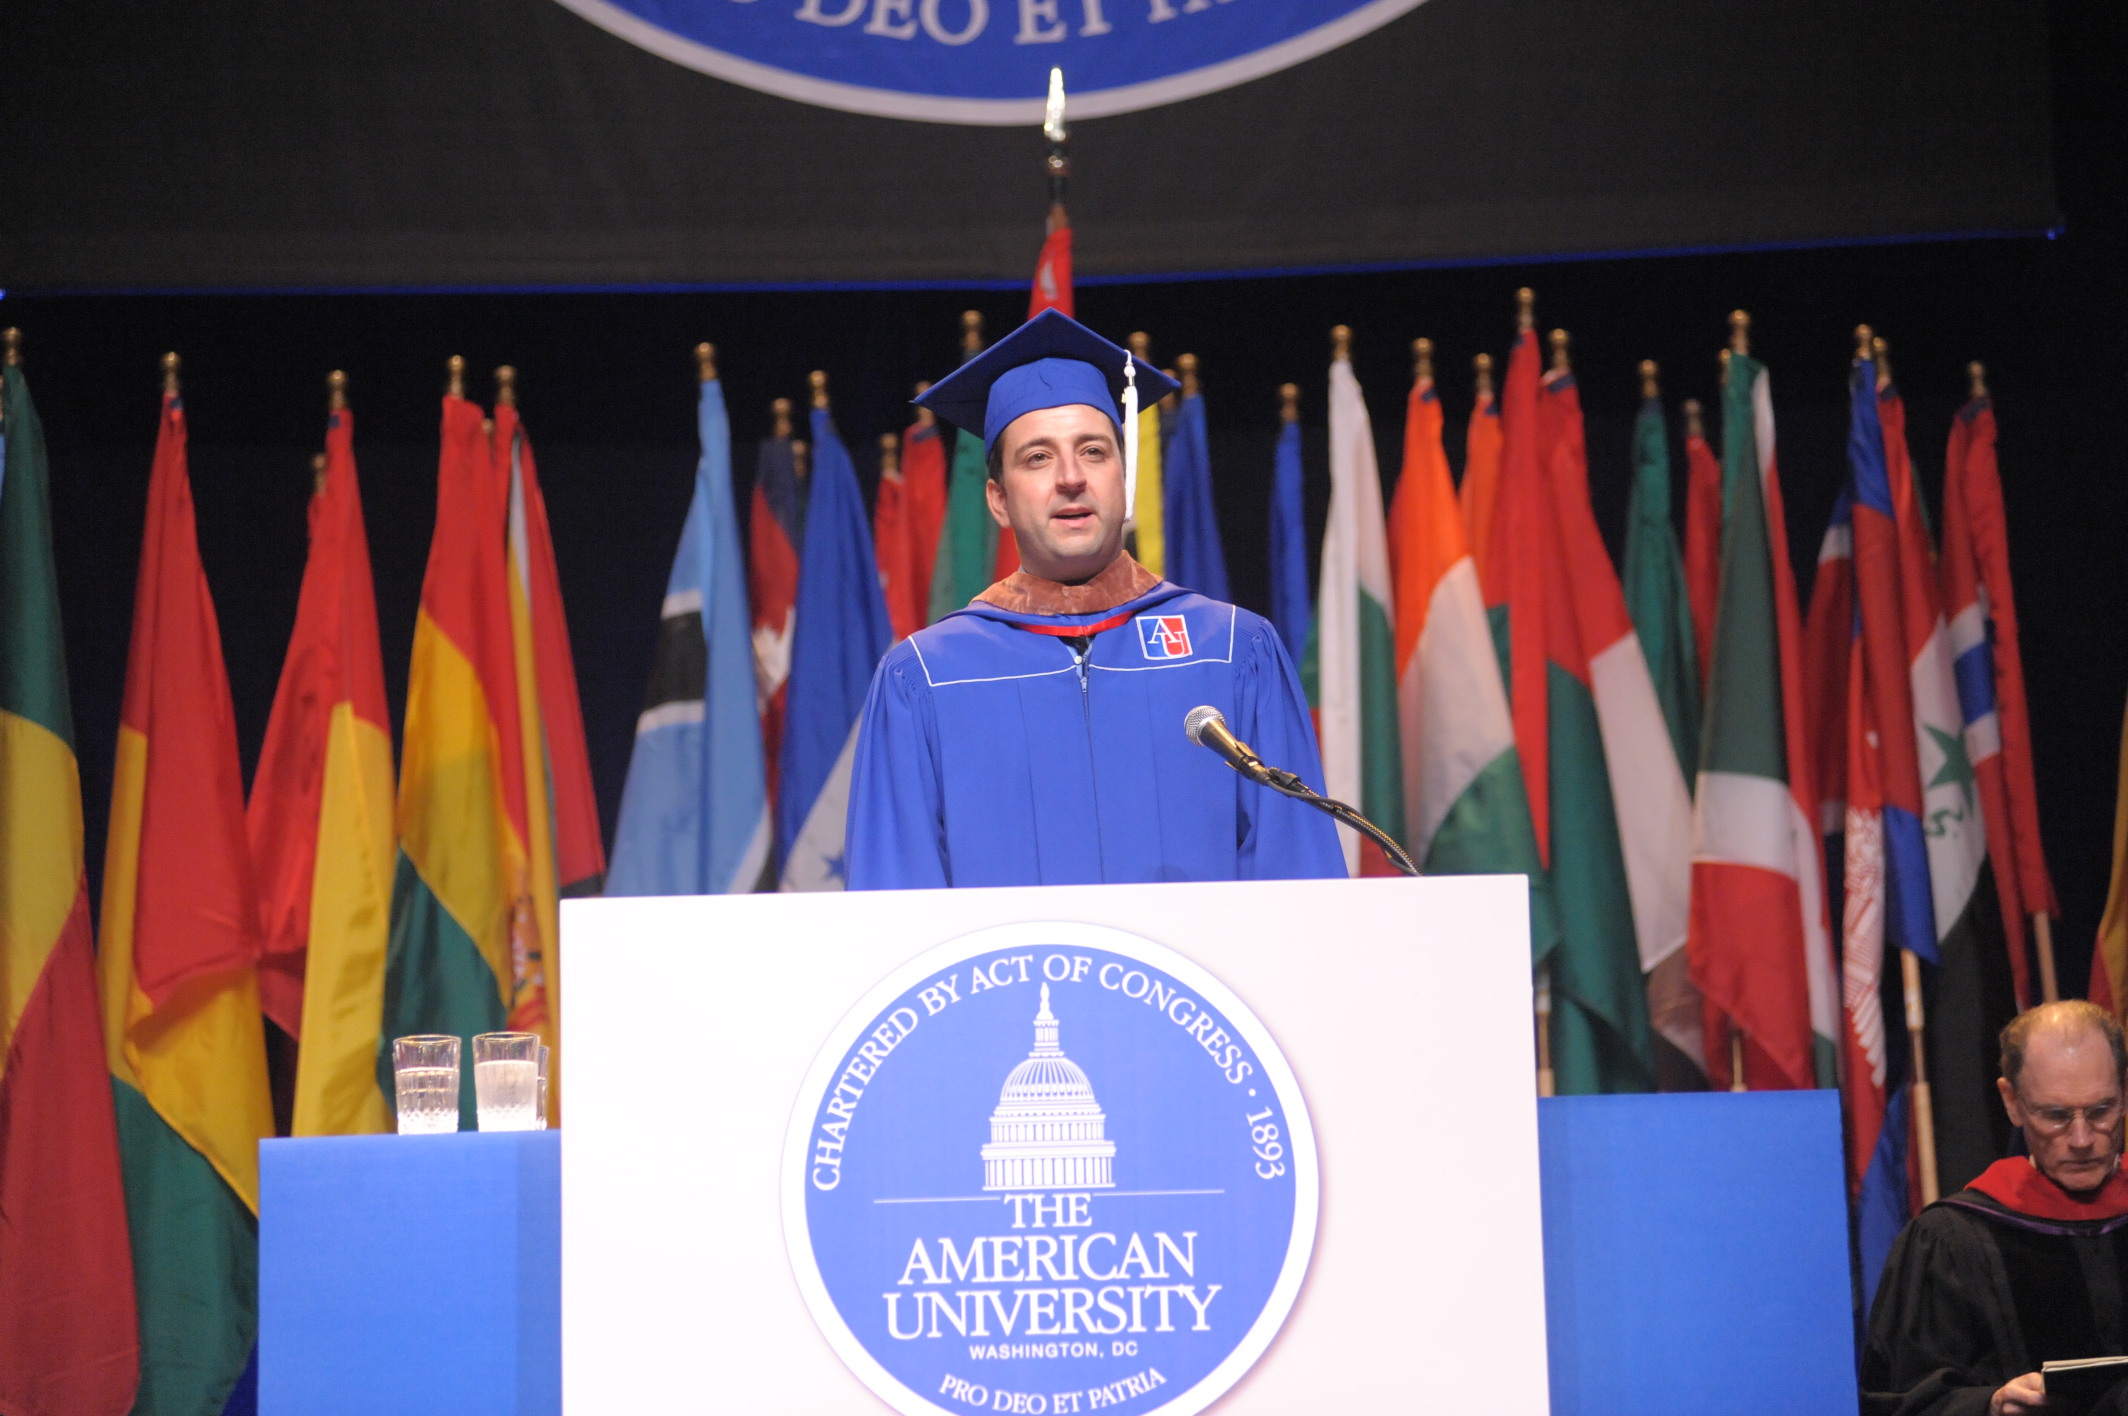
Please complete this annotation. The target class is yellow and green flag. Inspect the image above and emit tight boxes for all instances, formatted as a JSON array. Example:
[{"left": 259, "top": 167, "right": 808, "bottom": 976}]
[
  {"left": 1, "top": 354, "right": 141, "bottom": 1416},
  {"left": 97, "top": 376, "right": 275, "bottom": 1416}
]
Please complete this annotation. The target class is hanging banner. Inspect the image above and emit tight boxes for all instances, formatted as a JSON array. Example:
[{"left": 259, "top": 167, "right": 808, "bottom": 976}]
[{"left": 551, "top": 0, "right": 1430, "bottom": 122}]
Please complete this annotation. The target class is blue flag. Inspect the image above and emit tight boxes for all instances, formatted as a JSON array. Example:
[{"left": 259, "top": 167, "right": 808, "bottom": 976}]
[
  {"left": 1268, "top": 416, "right": 1309, "bottom": 654},
  {"left": 1857, "top": 1081, "right": 1913, "bottom": 1317},
  {"left": 779, "top": 403, "right": 892, "bottom": 890},
  {"left": 1162, "top": 392, "right": 1229, "bottom": 601},
  {"left": 608, "top": 377, "right": 771, "bottom": 895}
]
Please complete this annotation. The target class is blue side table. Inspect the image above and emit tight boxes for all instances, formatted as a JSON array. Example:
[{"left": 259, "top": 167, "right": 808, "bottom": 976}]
[{"left": 258, "top": 1132, "right": 560, "bottom": 1416}]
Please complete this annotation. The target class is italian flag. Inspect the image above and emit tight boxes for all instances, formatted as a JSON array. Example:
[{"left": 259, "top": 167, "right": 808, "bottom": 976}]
[
  {"left": 1688, "top": 352, "right": 1837, "bottom": 1090},
  {"left": 246, "top": 396, "right": 395, "bottom": 1137},
  {"left": 496, "top": 396, "right": 606, "bottom": 1119},
  {"left": 0, "top": 359, "right": 139, "bottom": 1414},
  {"left": 1306, "top": 344, "right": 1403, "bottom": 875},
  {"left": 97, "top": 381, "right": 275, "bottom": 1415},
  {"left": 382, "top": 390, "right": 522, "bottom": 1128},
  {"left": 1387, "top": 363, "right": 1556, "bottom": 934}
]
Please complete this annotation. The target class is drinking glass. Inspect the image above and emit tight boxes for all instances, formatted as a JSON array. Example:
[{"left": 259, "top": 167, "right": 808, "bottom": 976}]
[
  {"left": 392, "top": 1035, "right": 461, "bottom": 1135},
  {"left": 472, "top": 1032, "right": 543, "bottom": 1131}
]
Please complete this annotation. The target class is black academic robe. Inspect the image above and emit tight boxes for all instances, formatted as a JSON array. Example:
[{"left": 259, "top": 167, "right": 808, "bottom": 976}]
[{"left": 1862, "top": 1159, "right": 2128, "bottom": 1416}]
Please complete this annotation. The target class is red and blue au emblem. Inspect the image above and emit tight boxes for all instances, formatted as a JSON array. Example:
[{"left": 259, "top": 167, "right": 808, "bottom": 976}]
[{"left": 1135, "top": 615, "right": 1193, "bottom": 661}]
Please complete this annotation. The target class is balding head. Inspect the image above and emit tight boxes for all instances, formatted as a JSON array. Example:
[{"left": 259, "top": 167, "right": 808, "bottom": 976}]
[{"left": 1997, "top": 1001, "right": 2128, "bottom": 1194}]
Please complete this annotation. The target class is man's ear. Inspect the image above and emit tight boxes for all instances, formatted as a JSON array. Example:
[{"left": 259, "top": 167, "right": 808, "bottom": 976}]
[
  {"left": 985, "top": 471, "right": 1011, "bottom": 530},
  {"left": 1998, "top": 1076, "right": 2023, "bottom": 1127}
]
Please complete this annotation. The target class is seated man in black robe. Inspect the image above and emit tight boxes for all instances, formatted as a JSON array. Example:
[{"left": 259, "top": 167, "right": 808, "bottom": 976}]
[{"left": 1864, "top": 1000, "right": 2128, "bottom": 1416}]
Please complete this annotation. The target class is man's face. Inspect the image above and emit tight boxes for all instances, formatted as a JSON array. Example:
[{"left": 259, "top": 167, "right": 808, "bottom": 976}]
[
  {"left": 1999, "top": 1026, "right": 2125, "bottom": 1193},
  {"left": 986, "top": 403, "right": 1125, "bottom": 584}
]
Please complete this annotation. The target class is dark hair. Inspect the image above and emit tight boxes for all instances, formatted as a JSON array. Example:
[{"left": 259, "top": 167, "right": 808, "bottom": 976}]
[{"left": 2001, "top": 1000, "right": 2128, "bottom": 1087}]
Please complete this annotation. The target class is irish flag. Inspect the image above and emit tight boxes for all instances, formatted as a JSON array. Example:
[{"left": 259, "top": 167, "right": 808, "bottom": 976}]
[
  {"left": 98, "top": 373, "right": 275, "bottom": 1415},
  {"left": 1688, "top": 346, "right": 1836, "bottom": 1090},
  {"left": 247, "top": 388, "right": 395, "bottom": 1136},
  {"left": 1387, "top": 356, "right": 1554, "bottom": 936},
  {"left": 0, "top": 353, "right": 139, "bottom": 1415},
  {"left": 382, "top": 385, "right": 521, "bottom": 1127},
  {"left": 1308, "top": 335, "right": 1402, "bottom": 875}
]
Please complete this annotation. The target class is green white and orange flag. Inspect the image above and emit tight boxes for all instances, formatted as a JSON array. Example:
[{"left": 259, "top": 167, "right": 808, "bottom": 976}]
[
  {"left": 494, "top": 391, "right": 606, "bottom": 1117},
  {"left": 98, "top": 375, "right": 275, "bottom": 1416},
  {"left": 246, "top": 394, "right": 394, "bottom": 1136},
  {"left": 0, "top": 355, "right": 140, "bottom": 1416},
  {"left": 1688, "top": 348, "right": 1837, "bottom": 1090},
  {"left": 1388, "top": 358, "right": 1558, "bottom": 940},
  {"left": 1305, "top": 339, "right": 1402, "bottom": 875},
  {"left": 381, "top": 388, "right": 523, "bottom": 1128}
]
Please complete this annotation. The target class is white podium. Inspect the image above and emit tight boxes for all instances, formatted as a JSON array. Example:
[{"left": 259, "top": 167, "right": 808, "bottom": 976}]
[{"left": 561, "top": 876, "right": 1549, "bottom": 1415}]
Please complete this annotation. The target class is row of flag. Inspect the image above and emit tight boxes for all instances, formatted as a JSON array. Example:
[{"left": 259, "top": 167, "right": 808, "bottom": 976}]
[{"left": 0, "top": 350, "right": 603, "bottom": 1415}]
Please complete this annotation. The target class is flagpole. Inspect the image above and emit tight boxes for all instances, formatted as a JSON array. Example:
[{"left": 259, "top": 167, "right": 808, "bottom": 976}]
[
  {"left": 1044, "top": 66, "right": 1068, "bottom": 236},
  {"left": 1721, "top": 312, "right": 1756, "bottom": 1096},
  {"left": 772, "top": 396, "right": 793, "bottom": 441}
]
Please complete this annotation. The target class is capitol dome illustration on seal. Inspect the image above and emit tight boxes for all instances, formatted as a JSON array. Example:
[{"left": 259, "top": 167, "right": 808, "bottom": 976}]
[{"left": 979, "top": 983, "right": 1117, "bottom": 1191}]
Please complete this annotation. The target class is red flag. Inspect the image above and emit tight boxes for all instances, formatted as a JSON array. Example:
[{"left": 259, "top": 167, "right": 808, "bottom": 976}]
[
  {"left": 1682, "top": 417, "right": 1722, "bottom": 702},
  {"left": 750, "top": 436, "right": 802, "bottom": 801},
  {"left": 1029, "top": 224, "right": 1073, "bottom": 318},
  {"left": 875, "top": 435, "right": 921, "bottom": 642},
  {"left": 1460, "top": 379, "right": 1502, "bottom": 585},
  {"left": 1484, "top": 326, "right": 1550, "bottom": 861},
  {"left": 1942, "top": 391, "right": 2056, "bottom": 922}
]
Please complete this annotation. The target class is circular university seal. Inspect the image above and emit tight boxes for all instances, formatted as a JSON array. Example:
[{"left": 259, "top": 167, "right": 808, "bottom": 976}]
[{"left": 784, "top": 921, "right": 1318, "bottom": 1416}]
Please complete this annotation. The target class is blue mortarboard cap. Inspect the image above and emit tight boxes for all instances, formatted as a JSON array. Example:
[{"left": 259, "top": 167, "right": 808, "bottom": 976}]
[{"left": 914, "top": 309, "right": 1179, "bottom": 454}]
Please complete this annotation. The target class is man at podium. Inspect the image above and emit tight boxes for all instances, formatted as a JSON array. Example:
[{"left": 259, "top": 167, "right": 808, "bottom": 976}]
[{"left": 846, "top": 310, "right": 1345, "bottom": 890}]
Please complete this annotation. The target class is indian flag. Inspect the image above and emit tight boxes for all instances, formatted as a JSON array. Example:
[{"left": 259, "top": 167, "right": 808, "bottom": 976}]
[
  {"left": 97, "top": 376, "right": 275, "bottom": 1415},
  {"left": 246, "top": 392, "right": 395, "bottom": 1137},
  {"left": 1306, "top": 334, "right": 1402, "bottom": 875},
  {"left": 1388, "top": 358, "right": 1556, "bottom": 938},
  {"left": 0, "top": 354, "right": 139, "bottom": 1414},
  {"left": 382, "top": 387, "right": 522, "bottom": 1128}
]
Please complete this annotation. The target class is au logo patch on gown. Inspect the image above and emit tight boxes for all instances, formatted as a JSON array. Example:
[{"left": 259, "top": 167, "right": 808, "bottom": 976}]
[
  {"left": 784, "top": 921, "right": 1319, "bottom": 1416},
  {"left": 1135, "top": 615, "right": 1194, "bottom": 661}
]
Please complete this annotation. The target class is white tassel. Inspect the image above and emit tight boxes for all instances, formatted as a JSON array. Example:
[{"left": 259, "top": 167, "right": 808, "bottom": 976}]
[{"left": 1122, "top": 357, "right": 1140, "bottom": 532}]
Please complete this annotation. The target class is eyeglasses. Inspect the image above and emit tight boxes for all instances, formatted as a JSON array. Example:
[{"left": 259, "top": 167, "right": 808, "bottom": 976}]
[{"left": 2018, "top": 1093, "right": 2125, "bottom": 1135}]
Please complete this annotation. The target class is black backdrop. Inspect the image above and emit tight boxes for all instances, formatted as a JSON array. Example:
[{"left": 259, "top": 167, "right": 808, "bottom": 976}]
[
  {"left": 5, "top": 3, "right": 2118, "bottom": 989},
  {"left": 0, "top": 0, "right": 2056, "bottom": 287}
]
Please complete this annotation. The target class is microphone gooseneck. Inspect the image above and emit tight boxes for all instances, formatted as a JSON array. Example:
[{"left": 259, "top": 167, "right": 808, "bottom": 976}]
[{"left": 1181, "top": 706, "right": 1419, "bottom": 877}]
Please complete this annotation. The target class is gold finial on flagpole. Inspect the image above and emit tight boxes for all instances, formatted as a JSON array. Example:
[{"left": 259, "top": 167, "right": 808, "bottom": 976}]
[
  {"left": 791, "top": 439, "right": 810, "bottom": 482},
  {"left": 1159, "top": 368, "right": 1180, "bottom": 414},
  {"left": 1639, "top": 359, "right": 1659, "bottom": 400},
  {"left": 1177, "top": 352, "right": 1199, "bottom": 399},
  {"left": 961, "top": 310, "right": 984, "bottom": 357},
  {"left": 913, "top": 380, "right": 935, "bottom": 429},
  {"left": 327, "top": 369, "right": 348, "bottom": 413},
  {"left": 1413, "top": 338, "right": 1433, "bottom": 384},
  {"left": 447, "top": 355, "right": 465, "bottom": 399},
  {"left": 1719, "top": 347, "right": 1732, "bottom": 387},
  {"left": 1548, "top": 328, "right": 1570, "bottom": 373},
  {"left": 495, "top": 365, "right": 517, "bottom": 408},
  {"left": 1728, "top": 310, "right": 1751, "bottom": 356},
  {"left": 809, "top": 370, "right": 829, "bottom": 411},
  {"left": 2, "top": 328, "right": 20, "bottom": 367},
  {"left": 1968, "top": 361, "right": 1988, "bottom": 400},
  {"left": 162, "top": 352, "right": 181, "bottom": 396},
  {"left": 1128, "top": 332, "right": 1151, "bottom": 362},
  {"left": 1330, "top": 325, "right": 1352, "bottom": 363},
  {"left": 1683, "top": 398, "right": 1704, "bottom": 441},
  {"left": 482, "top": 418, "right": 494, "bottom": 439},
  {"left": 1515, "top": 288, "right": 1535, "bottom": 332},
  {"left": 771, "top": 397, "right": 793, "bottom": 439},
  {"left": 1279, "top": 382, "right": 1299, "bottom": 423},
  {"left": 879, "top": 431, "right": 900, "bottom": 478},
  {"left": 312, "top": 452, "right": 328, "bottom": 498},
  {"left": 1474, "top": 351, "right": 1494, "bottom": 400},
  {"left": 1853, "top": 325, "right": 1874, "bottom": 361},
  {"left": 696, "top": 343, "right": 717, "bottom": 382},
  {"left": 1872, "top": 334, "right": 1893, "bottom": 387}
]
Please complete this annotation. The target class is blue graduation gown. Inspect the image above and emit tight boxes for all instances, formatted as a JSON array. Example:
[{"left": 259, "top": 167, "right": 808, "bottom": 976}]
[{"left": 845, "top": 583, "right": 1347, "bottom": 889}]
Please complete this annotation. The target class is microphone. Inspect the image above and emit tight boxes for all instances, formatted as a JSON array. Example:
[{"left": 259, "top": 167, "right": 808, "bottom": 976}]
[
  {"left": 1182, "top": 705, "right": 1420, "bottom": 877},
  {"left": 1184, "top": 706, "right": 1265, "bottom": 779}
]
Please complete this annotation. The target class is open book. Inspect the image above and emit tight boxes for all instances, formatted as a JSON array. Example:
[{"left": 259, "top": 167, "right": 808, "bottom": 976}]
[{"left": 2044, "top": 1356, "right": 2128, "bottom": 1414}]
